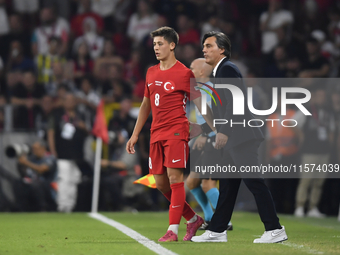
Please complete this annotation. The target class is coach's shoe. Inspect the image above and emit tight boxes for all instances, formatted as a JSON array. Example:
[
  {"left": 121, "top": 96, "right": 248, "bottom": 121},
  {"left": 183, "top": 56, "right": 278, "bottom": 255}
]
[
  {"left": 183, "top": 215, "right": 204, "bottom": 241},
  {"left": 191, "top": 230, "right": 227, "bottom": 242},
  {"left": 158, "top": 230, "right": 178, "bottom": 242},
  {"left": 198, "top": 221, "right": 210, "bottom": 230},
  {"left": 253, "top": 226, "right": 288, "bottom": 243}
]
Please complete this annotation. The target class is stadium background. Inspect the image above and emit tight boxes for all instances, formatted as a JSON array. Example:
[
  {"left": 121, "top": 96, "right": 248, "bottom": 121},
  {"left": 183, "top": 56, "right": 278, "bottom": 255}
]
[{"left": 0, "top": 0, "right": 339, "bottom": 218}]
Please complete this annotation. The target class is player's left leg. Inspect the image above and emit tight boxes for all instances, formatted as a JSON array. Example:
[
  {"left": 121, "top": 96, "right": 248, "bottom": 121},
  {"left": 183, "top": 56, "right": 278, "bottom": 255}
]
[{"left": 163, "top": 139, "right": 204, "bottom": 241}]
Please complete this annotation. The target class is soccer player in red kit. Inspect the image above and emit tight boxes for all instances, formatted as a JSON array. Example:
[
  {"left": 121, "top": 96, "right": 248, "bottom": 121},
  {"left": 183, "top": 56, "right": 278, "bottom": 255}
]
[{"left": 126, "top": 27, "right": 215, "bottom": 242}]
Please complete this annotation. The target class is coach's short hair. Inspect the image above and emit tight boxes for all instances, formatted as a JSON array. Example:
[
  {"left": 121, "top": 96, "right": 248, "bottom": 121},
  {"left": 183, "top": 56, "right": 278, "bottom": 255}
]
[
  {"left": 202, "top": 31, "right": 231, "bottom": 59},
  {"left": 150, "top": 26, "right": 179, "bottom": 48}
]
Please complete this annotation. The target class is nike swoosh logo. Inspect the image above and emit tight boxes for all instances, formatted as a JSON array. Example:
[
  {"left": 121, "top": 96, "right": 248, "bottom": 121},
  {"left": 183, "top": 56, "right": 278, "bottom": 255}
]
[
  {"left": 172, "top": 159, "right": 181, "bottom": 163},
  {"left": 172, "top": 205, "right": 181, "bottom": 208},
  {"left": 271, "top": 229, "right": 284, "bottom": 237},
  {"left": 148, "top": 83, "right": 153, "bottom": 87},
  {"left": 208, "top": 233, "right": 223, "bottom": 238}
]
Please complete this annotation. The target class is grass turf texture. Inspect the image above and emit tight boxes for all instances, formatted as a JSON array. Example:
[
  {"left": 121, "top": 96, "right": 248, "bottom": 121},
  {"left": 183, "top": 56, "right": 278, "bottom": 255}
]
[{"left": 0, "top": 212, "right": 339, "bottom": 255}]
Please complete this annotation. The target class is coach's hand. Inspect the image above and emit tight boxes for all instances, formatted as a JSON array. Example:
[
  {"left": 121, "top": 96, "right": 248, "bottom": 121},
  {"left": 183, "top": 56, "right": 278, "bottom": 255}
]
[
  {"left": 214, "top": 133, "right": 228, "bottom": 150},
  {"left": 126, "top": 135, "right": 138, "bottom": 154},
  {"left": 189, "top": 122, "right": 202, "bottom": 139}
]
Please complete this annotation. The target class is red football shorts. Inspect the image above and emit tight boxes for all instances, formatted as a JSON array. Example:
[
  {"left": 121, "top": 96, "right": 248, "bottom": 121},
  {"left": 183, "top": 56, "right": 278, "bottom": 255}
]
[{"left": 149, "top": 139, "right": 189, "bottom": 175}]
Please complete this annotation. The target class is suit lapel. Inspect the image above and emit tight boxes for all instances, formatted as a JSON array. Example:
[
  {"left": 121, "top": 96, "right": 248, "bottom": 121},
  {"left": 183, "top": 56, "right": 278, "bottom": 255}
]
[{"left": 215, "top": 58, "right": 229, "bottom": 78}]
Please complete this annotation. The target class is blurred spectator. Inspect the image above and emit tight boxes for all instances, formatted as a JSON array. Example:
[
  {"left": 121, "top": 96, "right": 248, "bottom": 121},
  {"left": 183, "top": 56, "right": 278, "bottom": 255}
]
[
  {"left": 0, "top": 81, "right": 7, "bottom": 105},
  {"left": 127, "top": 0, "right": 158, "bottom": 48},
  {"left": 100, "top": 131, "right": 142, "bottom": 211},
  {"left": 0, "top": 56, "right": 4, "bottom": 77},
  {"left": 17, "top": 140, "right": 57, "bottom": 211},
  {"left": 177, "top": 43, "right": 198, "bottom": 68},
  {"left": 47, "top": 93, "right": 88, "bottom": 212},
  {"left": 264, "top": 45, "right": 287, "bottom": 77},
  {"left": 311, "top": 30, "right": 338, "bottom": 61},
  {"left": 6, "top": 71, "right": 21, "bottom": 98},
  {"left": 103, "top": 64, "right": 132, "bottom": 102},
  {"left": 101, "top": 98, "right": 141, "bottom": 210},
  {"left": 0, "top": 108, "right": 3, "bottom": 131},
  {"left": 124, "top": 49, "right": 143, "bottom": 85},
  {"left": 259, "top": 0, "right": 294, "bottom": 55},
  {"left": 47, "top": 61, "right": 76, "bottom": 98},
  {"left": 94, "top": 39, "right": 123, "bottom": 79},
  {"left": 0, "top": 0, "right": 9, "bottom": 36},
  {"left": 220, "top": 19, "right": 243, "bottom": 57},
  {"left": 53, "top": 84, "right": 69, "bottom": 109},
  {"left": 36, "top": 37, "right": 67, "bottom": 91},
  {"left": 42, "top": 0, "right": 70, "bottom": 20},
  {"left": 75, "top": 76, "right": 100, "bottom": 129},
  {"left": 31, "top": 7, "right": 69, "bottom": 56},
  {"left": 11, "top": 71, "right": 46, "bottom": 130},
  {"left": 114, "top": 0, "right": 132, "bottom": 25},
  {"left": 328, "top": 8, "right": 340, "bottom": 53},
  {"left": 95, "top": 63, "right": 109, "bottom": 96},
  {"left": 73, "top": 17, "right": 104, "bottom": 59},
  {"left": 36, "top": 95, "right": 54, "bottom": 141},
  {"left": 6, "top": 41, "right": 34, "bottom": 73},
  {"left": 176, "top": 14, "right": 200, "bottom": 46},
  {"left": 107, "top": 97, "right": 135, "bottom": 138},
  {"left": 294, "top": 88, "right": 335, "bottom": 218},
  {"left": 286, "top": 55, "right": 302, "bottom": 78},
  {"left": 299, "top": 36, "right": 330, "bottom": 78},
  {"left": 71, "top": 0, "right": 104, "bottom": 37},
  {"left": 13, "top": 0, "right": 39, "bottom": 15},
  {"left": 72, "top": 41, "right": 94, "bottom": 83},
  {"left": 91, "top": 0, "right": 119, "bottom": 32},
  {"left": 0, "top": 14, "right": 32, "bottom": 61},
  {"left": 201, "top": 16, "right": 221, "bottom": 41}
]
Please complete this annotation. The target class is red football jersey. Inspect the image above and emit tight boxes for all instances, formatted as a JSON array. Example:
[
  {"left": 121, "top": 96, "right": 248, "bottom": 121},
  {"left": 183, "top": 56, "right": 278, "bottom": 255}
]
[{"left": 144, "top": 61, "right": 201, "bottom": 143}]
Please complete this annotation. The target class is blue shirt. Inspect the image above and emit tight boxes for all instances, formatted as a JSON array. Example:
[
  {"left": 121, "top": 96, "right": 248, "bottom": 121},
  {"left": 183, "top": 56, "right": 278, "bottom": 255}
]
[{"left": 195, "top": 81, "right": 215, "bottom": 137}]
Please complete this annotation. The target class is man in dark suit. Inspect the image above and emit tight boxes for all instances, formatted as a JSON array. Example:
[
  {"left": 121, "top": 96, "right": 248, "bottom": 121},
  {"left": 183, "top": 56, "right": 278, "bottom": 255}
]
[{"left": 191, "top": 31, "right": 288, "bottom": 243}]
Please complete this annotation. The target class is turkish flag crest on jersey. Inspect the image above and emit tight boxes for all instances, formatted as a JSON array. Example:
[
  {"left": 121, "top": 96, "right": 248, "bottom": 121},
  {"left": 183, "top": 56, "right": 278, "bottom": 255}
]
[{"left": 163, "top": 80, "right": 176, "bottom": 93}]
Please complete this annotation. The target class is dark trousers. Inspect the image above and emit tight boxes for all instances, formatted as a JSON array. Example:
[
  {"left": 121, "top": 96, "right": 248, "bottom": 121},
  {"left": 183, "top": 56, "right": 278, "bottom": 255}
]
[{"left": 209, "top": 139, "right": 281, "bottom": 232}]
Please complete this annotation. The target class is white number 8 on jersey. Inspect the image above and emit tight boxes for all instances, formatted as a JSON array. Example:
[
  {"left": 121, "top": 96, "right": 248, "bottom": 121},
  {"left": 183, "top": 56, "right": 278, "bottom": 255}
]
[{"left": 155, "top": 93, "right": 160, "bottom": 106}]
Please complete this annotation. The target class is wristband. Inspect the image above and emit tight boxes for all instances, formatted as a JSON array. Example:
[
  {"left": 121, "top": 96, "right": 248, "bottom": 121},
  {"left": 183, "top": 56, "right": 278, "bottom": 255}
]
[{"left": 200, "top": 122, "right": 212, "bottom": 135}]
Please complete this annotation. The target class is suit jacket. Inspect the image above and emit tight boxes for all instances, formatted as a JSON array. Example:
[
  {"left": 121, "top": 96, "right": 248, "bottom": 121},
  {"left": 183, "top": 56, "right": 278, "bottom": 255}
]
[{"left": 213, "top": 58, "right": 264, "bottom": 149}]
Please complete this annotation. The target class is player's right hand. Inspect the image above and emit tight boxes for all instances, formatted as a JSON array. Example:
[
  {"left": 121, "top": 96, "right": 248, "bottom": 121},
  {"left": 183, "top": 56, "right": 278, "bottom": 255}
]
[{"left": 126, "top": 135, "right": 138, "bottom": 154}]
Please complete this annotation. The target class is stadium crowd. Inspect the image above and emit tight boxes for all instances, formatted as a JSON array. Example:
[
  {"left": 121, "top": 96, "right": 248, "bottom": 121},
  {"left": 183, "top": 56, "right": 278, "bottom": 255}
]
[{"left": 0, "top": 0, "right": 339, "bottom": 216}]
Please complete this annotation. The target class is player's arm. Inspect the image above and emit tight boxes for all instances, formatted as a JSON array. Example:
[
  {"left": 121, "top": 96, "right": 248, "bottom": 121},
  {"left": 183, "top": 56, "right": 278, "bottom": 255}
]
[{"left": 126, "top": 96, "right": 151, "bottom": 154}]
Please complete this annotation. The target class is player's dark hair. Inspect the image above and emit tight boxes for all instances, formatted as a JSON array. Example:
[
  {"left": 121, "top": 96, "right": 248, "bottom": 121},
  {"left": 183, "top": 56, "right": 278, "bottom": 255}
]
[
  {"left": 202, "top": 31, "right": 231, "bottom": 59},
  {"left": 150, "top": 26, "right": 179, "bottom": 49}
]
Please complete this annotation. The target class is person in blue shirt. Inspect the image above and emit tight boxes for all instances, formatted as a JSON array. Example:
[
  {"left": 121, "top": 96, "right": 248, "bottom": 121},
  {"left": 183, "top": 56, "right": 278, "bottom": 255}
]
[{"left": 186, "top": 58, "right": 232, "bottom": 230}]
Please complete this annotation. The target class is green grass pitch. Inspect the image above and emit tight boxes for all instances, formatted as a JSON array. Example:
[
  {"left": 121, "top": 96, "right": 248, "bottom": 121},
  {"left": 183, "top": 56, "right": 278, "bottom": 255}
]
[{"left": 0, "top": 211, "right": 339, "bottom": 255}]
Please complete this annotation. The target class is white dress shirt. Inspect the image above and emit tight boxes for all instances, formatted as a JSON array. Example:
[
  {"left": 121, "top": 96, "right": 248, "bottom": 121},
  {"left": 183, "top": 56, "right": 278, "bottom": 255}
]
[{"left": 213, "top": 57, "right": 226, "bottom": 77}]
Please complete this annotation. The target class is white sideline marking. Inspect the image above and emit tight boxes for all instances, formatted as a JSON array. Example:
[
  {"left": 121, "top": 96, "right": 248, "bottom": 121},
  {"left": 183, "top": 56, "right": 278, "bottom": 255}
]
[
  {"left": 88, "top": 213, "right": 178, "bottom": 255},
  {"left": 281, "top": 242, "right": 324, "bottom": 254}
]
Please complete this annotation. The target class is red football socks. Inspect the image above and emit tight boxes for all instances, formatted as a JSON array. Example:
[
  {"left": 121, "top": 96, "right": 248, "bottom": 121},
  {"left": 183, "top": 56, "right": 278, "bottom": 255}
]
[{"left": 164, "top": 183, "right": 196, "bottom": 223}]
